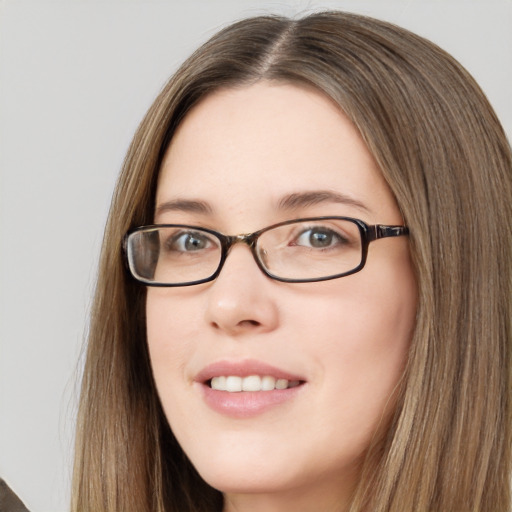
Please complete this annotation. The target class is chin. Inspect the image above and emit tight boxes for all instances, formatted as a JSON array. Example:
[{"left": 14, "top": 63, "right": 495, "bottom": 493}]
[
  {"left": 198, "top": 464, "right": 305, "bottom": 496},
  {"left": 180, "top": 437, "right": 299, "bottom": 494}
]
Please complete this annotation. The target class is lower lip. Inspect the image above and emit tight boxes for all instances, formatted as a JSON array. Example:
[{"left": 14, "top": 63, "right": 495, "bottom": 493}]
[{"left": 200, "top": 383, "right": 304, "bottom": 418}]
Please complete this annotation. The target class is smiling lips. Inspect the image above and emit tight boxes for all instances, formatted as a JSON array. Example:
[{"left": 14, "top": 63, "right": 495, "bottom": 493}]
[{"left": 196, "top": 360, "right": 306, "bottom": 417}]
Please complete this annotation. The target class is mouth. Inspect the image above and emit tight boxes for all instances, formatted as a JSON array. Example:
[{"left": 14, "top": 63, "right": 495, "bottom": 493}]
[
  {"left": 195, "top": 360, "right": 306, "bottom": 418},
  {"left": 208, "top": 375, "right": 303, "bottom": 392}
]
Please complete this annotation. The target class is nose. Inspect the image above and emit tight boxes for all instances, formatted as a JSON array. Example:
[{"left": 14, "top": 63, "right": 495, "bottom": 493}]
[{"left": 205, "top": 244, "right": 279, "bottom": 336}]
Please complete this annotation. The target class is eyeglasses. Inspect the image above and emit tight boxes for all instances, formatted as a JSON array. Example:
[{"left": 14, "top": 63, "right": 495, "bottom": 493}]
[{"left": 124, "top": 216, "right": 408, "bottom": 286}]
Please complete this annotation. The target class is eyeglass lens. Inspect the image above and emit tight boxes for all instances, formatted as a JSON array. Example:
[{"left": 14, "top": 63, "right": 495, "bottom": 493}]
[{"left": 126, "top": 219, "right": 364, "bottom": 285}]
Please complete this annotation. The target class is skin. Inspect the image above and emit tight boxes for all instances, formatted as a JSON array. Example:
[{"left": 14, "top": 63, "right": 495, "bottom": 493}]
[{"left": 146, "top": 82, "right": 418, "bottom": 512}]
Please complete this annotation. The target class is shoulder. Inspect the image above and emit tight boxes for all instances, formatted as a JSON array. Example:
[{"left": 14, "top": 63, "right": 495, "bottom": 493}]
[{"left": 0, "top": 479, "right": 30, "bottom": 512}]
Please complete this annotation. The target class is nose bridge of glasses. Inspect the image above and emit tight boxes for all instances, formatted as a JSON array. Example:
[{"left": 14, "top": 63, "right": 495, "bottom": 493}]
[
  {"left": 225, "top": 232, "right": 258, "bottom": 249},
  {"left": 221, "top": 232, "right": 262, "bottom": 271}
]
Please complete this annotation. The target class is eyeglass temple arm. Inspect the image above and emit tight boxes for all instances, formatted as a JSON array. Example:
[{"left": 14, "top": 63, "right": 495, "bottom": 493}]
[{"left": 369, "top": 225, "right": 409, "bottom": 242}]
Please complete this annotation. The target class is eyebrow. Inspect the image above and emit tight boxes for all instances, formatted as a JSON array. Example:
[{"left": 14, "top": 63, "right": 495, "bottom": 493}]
[
  {"left": 155, "top": 190, "right": 372, "bottom": 219},
  {"left": 277, "top": 190, "right": 372, "bottom": 214},
  {"left": 155, "top": 198, "right": 213, "bottom": 217}
]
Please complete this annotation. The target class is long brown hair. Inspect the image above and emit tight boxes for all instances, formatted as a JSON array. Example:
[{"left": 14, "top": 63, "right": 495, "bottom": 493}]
[{"left": 72, "top": 11, "right": 512, "bottom": 512}]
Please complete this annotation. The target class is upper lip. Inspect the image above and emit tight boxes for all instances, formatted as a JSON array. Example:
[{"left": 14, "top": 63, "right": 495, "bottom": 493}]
[{"left": 195, "top": 359, "right": 306, "bottom": 384}]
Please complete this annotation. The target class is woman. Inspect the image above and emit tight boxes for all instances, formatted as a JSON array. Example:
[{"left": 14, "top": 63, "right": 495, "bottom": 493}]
[{"left": 72, "top": 11, "right": 512, "bottom": 512}]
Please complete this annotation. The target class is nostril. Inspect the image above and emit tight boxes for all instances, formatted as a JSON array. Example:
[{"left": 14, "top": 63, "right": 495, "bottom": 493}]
[
  {"left": 239, "top": 319, "right": 261, "bottom": 328},
  {"left": 209, "top": 319, "right": 261, "bottom": 332}
]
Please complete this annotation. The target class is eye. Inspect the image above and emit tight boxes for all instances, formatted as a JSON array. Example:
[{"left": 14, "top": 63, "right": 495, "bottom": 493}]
[
  {"left": 167, "top": 230, "right": 214, "bottom": 252},
  {"left": 294, "top": 227, "right": 347, "bottom": 249}
]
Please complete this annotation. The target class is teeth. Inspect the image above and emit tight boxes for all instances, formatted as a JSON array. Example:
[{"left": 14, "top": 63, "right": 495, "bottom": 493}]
[
  {"left": 242, "top": 375, "right": 261, "bottom": 391},
  {"left": 261, "top": 376, "right": 276, "bottom": 391},
  {"left": 225, "top": 376, "right": 242, "bottom": 392},
  {"left": 210, "top": 375, "right": 300, "bottom": 392},
  {"left": 275, "top": 378, "right": 288, "bottom": 390}
]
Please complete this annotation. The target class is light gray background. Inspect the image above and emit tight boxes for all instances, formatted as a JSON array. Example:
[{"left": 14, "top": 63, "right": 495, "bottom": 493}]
[{"left": 1, "top": 1, "right": 510, "bottom": 510}]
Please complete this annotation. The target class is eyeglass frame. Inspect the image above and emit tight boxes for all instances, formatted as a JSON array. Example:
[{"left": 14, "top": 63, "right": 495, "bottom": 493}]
[{"left": 123, "top": 216, "right": 409, "bottom": 287}]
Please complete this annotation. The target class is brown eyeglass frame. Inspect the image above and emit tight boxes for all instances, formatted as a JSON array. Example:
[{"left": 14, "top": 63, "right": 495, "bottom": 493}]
[{"left": 124, "top": 216, "right": 409, "bottom": 286}]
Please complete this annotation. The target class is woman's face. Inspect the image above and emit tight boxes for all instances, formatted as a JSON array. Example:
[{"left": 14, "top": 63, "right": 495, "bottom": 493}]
[{"left": 147, "top": 82, "right": 417, "bottom": 511}]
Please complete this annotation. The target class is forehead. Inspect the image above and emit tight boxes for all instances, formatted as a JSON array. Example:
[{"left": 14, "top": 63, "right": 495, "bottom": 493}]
[{"left": 156, "top": 82, "right": 398, "bottom": 227}]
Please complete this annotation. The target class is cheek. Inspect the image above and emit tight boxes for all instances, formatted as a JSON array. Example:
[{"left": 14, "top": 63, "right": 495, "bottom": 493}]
[
  {"left": 291, "top": 268, "right": 415, "bottom": 352},
  {"left": 291, "top": 268, "right": 416, "bottom": 423},
  {"left": 147, "top": 287, "right": 203, "bottom": 344},
  {"left": 145, "top": 292, "right": 200, "bottom": 405}
]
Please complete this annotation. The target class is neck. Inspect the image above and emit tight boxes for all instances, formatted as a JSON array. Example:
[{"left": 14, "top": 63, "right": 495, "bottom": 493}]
[{"left": 222, "top": 473, "right": 355, "bottom": 512}]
